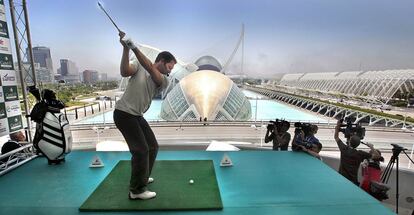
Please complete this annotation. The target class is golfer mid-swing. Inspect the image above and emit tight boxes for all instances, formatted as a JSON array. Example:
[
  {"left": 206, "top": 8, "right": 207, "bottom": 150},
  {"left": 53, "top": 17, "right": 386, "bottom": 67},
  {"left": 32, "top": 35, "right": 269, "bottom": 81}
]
[{"left": 114, "top": 31, "right": 176, "bottom": 200}]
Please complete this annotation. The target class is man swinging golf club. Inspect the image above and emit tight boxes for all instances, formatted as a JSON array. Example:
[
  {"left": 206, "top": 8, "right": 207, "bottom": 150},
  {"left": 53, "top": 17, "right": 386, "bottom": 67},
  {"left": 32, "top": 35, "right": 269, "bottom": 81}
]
[
  {"left": 114, "top": 31, "right": 176, "bottom": 200},
  {"left": 98, "top": 1, "right": 176, "bottom": 200}
]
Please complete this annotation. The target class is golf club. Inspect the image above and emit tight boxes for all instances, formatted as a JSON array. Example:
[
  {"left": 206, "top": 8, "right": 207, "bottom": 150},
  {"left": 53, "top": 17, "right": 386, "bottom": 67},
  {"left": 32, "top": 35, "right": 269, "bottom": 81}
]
[{"left": 97, "top": 1, "right": 121, "bottom": 33}]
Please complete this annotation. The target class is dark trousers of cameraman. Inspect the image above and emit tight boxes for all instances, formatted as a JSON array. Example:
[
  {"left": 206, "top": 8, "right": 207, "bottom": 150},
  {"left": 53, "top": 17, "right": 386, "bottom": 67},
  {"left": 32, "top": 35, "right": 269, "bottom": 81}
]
[{"left": 113, "top": 109, "right": 159, "bottom": 194}]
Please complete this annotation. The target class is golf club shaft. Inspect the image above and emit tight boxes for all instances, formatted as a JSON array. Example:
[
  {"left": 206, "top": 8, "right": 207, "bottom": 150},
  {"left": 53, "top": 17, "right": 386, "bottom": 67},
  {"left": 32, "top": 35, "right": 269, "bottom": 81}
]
[{"left": 98, "top": 2, "right": 121, "bottom": 33}]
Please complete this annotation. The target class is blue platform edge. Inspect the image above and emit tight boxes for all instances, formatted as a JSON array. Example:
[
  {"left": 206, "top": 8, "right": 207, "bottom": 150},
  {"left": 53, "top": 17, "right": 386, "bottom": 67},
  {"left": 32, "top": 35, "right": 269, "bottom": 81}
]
[{"left": 0, "top": 151, "right": 394, "bottom": 215}]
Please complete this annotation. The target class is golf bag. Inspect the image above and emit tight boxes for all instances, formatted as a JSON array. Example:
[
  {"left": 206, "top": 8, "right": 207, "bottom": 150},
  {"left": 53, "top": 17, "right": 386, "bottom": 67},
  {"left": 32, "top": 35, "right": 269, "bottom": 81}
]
[{"left": 29, "top": 87, "right": 72, "bottom": 164}]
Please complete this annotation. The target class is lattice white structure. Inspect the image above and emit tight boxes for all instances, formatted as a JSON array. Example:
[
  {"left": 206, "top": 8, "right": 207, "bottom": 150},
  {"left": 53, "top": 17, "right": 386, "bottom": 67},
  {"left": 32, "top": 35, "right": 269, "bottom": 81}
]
[{"left": 279, "top": 70, "right": 414, "bottom": 103}]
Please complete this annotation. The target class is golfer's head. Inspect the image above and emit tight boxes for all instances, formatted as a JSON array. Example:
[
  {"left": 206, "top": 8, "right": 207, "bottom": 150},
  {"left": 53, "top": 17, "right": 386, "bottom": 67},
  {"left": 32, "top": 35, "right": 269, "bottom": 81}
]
[{"left": 155, "top": 51, "right": 177, "bottom": 75}]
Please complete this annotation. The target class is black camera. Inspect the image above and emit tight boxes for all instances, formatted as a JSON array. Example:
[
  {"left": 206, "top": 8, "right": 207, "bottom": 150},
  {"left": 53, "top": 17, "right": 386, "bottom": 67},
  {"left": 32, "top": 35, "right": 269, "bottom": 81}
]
[
  {"left": 339, "top": 117, "right": 365, "bottom": 140},
  {"left": 294, "top": 122, "right": 312, "bottom": 136},
  {"left": 267, "top": 119, "right": 288, "bottom": 132}
]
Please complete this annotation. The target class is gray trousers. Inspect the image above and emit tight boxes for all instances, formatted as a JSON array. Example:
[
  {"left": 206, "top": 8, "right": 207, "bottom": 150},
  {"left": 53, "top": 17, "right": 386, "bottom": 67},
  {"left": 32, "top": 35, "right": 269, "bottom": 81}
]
[{"left": 113, "top": 109, "right": 159, "bottom": 194}]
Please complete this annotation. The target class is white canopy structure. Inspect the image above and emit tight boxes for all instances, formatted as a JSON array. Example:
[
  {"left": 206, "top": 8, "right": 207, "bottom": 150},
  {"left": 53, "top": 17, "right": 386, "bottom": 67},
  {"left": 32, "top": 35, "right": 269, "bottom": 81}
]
[{"left": 279, "top": 70, "right": 414, "bottom": 103}]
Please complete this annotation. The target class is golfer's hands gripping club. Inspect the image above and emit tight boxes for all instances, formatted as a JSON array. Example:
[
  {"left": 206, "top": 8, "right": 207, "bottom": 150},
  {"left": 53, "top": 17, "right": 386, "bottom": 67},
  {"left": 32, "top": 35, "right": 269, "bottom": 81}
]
[{"left": 119, "top": 31, "right": 137, "bottom": 50}]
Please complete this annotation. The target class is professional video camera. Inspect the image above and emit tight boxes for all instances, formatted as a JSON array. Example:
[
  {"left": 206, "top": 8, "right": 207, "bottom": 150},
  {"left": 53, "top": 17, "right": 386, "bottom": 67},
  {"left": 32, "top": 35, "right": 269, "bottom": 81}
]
[
  {"left": 267, "top": 119, "right": 288, "bottom": 132},
  {"left": 294, "top": 122, "right": 312, "bottom": 136},
  {"left": 338, "top": 117, "right": 365, "bottom": 139}
]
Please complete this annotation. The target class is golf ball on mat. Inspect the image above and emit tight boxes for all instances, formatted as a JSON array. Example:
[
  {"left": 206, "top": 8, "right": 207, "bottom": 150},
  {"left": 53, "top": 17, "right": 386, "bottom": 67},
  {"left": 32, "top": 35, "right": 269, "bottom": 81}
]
[{"left": 189, "top": 179, "right": 194, "bottom": 184}]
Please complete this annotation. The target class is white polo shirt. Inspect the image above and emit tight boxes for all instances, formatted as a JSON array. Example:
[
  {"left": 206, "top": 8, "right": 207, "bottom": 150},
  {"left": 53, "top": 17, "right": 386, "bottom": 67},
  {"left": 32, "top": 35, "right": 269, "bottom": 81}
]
[{"left": 115, "top": 57, "right": 168, "bottom": 116}]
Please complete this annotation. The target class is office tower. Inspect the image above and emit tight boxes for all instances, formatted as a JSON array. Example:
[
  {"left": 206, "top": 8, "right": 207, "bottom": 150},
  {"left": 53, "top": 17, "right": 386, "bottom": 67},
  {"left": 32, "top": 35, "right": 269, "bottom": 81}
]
[{"left": 83, "top": 70, "right": 99, "bottom": 84}]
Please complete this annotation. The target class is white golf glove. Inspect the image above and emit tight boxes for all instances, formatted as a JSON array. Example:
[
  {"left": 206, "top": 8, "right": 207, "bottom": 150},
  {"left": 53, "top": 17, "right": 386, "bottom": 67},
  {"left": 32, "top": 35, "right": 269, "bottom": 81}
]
[{"left": 122, "top": 37, "right": 137, "bottom": 50}]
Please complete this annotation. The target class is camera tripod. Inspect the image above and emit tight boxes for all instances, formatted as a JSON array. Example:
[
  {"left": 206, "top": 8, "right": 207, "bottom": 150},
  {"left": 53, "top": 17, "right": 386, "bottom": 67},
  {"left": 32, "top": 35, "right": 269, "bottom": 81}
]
[{"left": 380, "top": 144, "right": 414, "bottom": 214}]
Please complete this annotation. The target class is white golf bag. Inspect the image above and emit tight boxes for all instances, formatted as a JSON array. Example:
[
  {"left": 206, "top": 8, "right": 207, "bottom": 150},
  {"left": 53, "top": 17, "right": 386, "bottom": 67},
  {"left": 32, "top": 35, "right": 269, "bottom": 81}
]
[{"left": 34, "top": 112, "right": 72, "bottom": 164}]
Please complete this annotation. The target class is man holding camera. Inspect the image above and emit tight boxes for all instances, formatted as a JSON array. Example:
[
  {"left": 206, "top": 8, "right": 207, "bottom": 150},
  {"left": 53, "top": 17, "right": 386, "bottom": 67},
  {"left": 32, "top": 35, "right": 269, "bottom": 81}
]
[
  {"left": 292, "top": 124, "right": 322, "bottom": 159},
  {"left": 264, "top": 121, "right": 291, "bottom": 151},
  {"left": 334, "top": 119, "right": 381, "bottom": 185}
]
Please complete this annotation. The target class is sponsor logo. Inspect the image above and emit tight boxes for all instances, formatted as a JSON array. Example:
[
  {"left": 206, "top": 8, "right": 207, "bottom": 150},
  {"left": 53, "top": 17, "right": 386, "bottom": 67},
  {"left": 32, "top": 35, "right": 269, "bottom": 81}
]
[
  {"left": 0, "top": 0, "right": 4, "bottom": 6},
  {"left": 0, "top": 38, "right": 9, "bottom": 52},
  {"left": 2, "top": 73, "right": 15, "bottom": 82},
  {"left": 0, "top": 20, "right": 8, "bottom": 38},
  {"left": 0, "top": 53, "right": 13, "bottom": 69},
  {"left": 6, "top": 103, "right": 19, "bottom": 114},
  {"left": 3, "top": 86, "right": 18, "bottom": 101},
  {"left": 8, "top": 115, "right": 22, "bottom": 132}
]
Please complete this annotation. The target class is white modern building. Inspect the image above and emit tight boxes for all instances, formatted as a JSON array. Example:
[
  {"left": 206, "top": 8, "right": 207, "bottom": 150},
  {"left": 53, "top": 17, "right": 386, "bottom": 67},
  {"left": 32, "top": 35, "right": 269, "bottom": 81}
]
[
  {"left": 277, "top": 70, "right": 414, "bottom": 103},
  {"left": 161, "top": 70, "right": 251, "bottom": 121}
]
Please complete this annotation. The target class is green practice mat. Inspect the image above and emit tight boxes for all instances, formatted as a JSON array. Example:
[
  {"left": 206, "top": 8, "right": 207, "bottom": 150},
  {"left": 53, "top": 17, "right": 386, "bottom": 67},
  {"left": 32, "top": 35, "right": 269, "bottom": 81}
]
[{"left": 79, "top": 160, "right": 223, "bottom": 211}]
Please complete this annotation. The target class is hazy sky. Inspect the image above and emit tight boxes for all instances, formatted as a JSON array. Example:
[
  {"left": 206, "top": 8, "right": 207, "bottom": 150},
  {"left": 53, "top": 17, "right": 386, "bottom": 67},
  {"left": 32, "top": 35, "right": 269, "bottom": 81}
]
[{"left": 8, "top": 0, "right": 414, "bottom": 78}]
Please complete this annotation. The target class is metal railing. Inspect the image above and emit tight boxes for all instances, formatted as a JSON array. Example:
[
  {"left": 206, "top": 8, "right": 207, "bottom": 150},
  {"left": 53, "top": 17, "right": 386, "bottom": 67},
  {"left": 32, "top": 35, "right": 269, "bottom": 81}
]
[
  {"left": 64, "top": 100, "right": 115, "bottom": 122},
  {"left": 0, "top": 143, "right": 37, "bottom": 176}
]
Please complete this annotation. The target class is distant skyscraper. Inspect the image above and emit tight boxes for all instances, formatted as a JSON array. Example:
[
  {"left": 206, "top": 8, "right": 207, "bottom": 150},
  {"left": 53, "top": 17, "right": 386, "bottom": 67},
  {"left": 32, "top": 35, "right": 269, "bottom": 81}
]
[
  {"left": 25, "top": 46, "right": 54, "bottom": 82},
  {"left": 83, "top": 70, "right": 99, "bottom": 84},
  {"left": 27, "top": 46, "right": 53, "bottom": 71},
  {"left": 59, "top": 59, "right": 79, "bottom": 83}
]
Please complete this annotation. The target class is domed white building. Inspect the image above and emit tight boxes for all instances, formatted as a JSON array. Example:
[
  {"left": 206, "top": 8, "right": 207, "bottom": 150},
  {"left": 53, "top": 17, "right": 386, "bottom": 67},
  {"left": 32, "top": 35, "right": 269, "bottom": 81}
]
[{"left": 160, "top": 70, "right": 251, "bottom": 121}]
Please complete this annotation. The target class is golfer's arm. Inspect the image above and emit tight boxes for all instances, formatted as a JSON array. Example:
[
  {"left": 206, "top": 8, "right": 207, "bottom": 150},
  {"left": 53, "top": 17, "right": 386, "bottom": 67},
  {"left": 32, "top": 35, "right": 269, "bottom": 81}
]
[
  {"left": 131, "top": 47, "right": 163, "bottom": 86},
  {"left": 120, "top": 48, "right": 135, "bottom": 77}
]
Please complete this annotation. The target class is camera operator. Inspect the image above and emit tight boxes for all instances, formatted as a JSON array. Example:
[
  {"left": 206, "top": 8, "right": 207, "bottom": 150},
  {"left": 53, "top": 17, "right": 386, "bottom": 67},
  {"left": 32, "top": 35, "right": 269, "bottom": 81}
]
[
  {"left": 334, "top": 119, "right": 381, "bottom": 185},
  {"left": 291, "top": 124, "right": 321, "bottom": 150},
  {"left": 292, "top": 124, "right": 322, "bottom": 159},
  {"left": 264, "top": 120, "right": 291, "bottom": 151},
  {"left": 305, "top": 124, "right": 320, "bottom": 146}
]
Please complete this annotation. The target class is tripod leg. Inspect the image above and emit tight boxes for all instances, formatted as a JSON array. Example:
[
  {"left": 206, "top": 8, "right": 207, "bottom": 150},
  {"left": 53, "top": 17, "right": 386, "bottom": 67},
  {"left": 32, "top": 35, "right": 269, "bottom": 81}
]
[
  {"left": 381, "top": 156, "right": 395, "bottom": 183},
  {"left": 396, "top": 156, "right": 399, "bottom": 214}
]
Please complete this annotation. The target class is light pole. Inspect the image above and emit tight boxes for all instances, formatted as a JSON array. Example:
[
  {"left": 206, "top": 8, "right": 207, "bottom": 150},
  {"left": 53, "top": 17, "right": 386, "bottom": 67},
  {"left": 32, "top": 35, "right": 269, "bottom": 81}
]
[{"left": 255, "top": 96, "right": 258, "bottom": 122}]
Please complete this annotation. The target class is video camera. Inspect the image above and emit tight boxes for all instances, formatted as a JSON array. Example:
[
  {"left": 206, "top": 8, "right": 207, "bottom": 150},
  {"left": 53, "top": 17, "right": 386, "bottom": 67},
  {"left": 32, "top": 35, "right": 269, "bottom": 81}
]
[
  {"left": 267, "top": 119, "right": 288, "bottom": 132},
  {"left": 338, "top": 117, "right": 365, "bottom": 140},
  {"left": 294, "top": 122, "right": 312, "bottom": 136}
]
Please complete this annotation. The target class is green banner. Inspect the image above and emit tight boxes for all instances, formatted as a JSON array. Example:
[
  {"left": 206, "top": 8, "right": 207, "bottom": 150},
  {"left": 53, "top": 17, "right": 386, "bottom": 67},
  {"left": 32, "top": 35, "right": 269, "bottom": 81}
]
[
  {"left": 8, "top": 115, "right": 22, "bottom": 133},
  {"left": 0, "top": 53, "right": 13, "bottom": 70},
  {"left": 0, "top": 20, "right": 8, "bottom": 38},
  {"left": 3, "top": 86, "right": 18, "bottom": 101}
]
